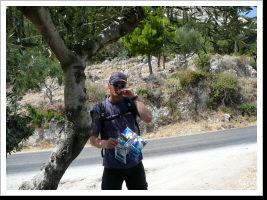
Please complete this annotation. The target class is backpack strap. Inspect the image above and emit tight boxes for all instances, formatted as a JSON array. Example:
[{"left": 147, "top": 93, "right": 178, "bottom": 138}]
[
  {"left": 99, "top": 100, "right": 106, "bottom": 140},
  {"left": 123, "top": 97, "right": 140, "bottom": 136}
]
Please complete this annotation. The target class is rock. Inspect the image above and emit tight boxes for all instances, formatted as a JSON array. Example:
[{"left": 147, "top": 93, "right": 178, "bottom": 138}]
[{"left": 224, "top": 113, "right": 231, "bottom": 122}]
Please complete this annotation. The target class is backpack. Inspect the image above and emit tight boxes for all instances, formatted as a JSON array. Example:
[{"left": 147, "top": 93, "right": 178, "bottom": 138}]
[{"left": 98, "top": 96, "right": 140, "bottom": 157}]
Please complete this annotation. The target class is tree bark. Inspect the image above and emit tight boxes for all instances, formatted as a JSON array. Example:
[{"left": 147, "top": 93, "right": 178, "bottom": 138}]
[
  {"left": 148, "top": 54, "right": 153, "bottom": 75},
  {"left": 162, "top": 51, "right": 166, "bottom": 69},
  {"left": 157, "top": 54, "right": 161, "bottom": 68},
  {"left": 17, "top": 6, "right": 145, "bottom": 190}
]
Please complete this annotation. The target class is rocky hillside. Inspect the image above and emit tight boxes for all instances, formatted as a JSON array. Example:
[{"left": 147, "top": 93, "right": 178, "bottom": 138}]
[{"left": 20, "top": 54, "right": 257, "bottom": 149}]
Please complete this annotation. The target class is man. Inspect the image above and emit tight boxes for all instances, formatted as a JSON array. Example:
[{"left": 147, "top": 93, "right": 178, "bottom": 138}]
[{"left": 90, "top": 71, "right": 152, "bottom": 190}]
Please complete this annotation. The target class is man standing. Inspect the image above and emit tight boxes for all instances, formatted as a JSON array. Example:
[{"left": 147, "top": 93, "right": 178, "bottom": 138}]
[{"left": 90, "top": 71, "right": 152, "bottom": 190}]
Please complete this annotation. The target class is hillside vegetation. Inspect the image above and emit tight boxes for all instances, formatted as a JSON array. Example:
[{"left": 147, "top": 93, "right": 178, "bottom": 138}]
[{"left": 18, "top": 54, "right": 257, "bottom": 151}]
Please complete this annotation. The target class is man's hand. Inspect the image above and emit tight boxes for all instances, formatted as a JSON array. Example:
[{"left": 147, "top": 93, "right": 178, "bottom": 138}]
[
  {"left": 118, "top": 88, "right": 135, "bottom": 99},
  {"left": 105, "top": 138, "right": 119, "bottom": 149},
  {"left": 90, "top": 134, "right": 119, "bottom": 149}
]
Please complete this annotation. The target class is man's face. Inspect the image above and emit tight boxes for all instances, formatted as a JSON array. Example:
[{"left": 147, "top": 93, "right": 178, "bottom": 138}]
[{"left": 108, "top": 81, "right": 127, "bottom": 97}]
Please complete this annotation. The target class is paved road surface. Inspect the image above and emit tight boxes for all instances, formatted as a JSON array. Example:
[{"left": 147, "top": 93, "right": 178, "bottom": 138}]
[{"left": 5, "top": 125, "right": 259, "bottom": 195}]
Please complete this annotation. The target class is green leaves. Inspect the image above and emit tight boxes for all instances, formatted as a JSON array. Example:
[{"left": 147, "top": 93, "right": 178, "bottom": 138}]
[
  {"left": 121, "top": 7, "right": 167, "bottom": 55},
  {"left": 237, "top": 103, "right": 257, "bottom": 116},
  {"left": 6, "top": 93, "right": 35, "bottom": 155},
  {"left": 173, "top": 27, "right": 204, "bottom": 55},
  {"left": 209, "top": 72, "right": 240, "bottom": 108}
]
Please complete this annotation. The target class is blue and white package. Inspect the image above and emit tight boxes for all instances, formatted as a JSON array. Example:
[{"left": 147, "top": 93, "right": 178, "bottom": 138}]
[
  {"left": 115, "top": 127, "right": 148, "bottom": 164},
  {"left": 117, "top": 133, "right": 128, "bottom": 146},
  {"left": 122, "top": 127, "right": 135, "bottom": 134},
  {"left": 115, "top": 146, "right": 127, "bottom": 164},
  {"left": 132, "top": 136, "right": 148, "bottom": 151},
  {"left": 128, "top": 145, "right": 140, "bottom": 162}
]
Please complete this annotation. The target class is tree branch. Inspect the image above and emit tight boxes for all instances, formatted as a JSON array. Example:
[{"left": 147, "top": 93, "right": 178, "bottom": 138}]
[
  {"left": 72, "top": 6, "right": 145, "bottom": 59},
  {"left": 17, "top": 6, "right": 75, "bottom": 69}
]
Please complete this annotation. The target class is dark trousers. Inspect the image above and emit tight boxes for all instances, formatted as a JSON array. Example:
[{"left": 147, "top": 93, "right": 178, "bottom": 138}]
[{"left": 101, "top": 162, "right": 148, "bottom": 190}]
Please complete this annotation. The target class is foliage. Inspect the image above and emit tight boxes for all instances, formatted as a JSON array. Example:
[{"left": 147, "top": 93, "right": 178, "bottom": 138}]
[
  {"left": 164, "top": 76, "right": 181, "bottom": 98},
  {"left": 26, "top": 104, "right": 44, "bottom": 125},
  {"left": 89, "top": 40, "right": 132, "bottom": 64},
  {"left": 205, "top": 6, "right": 257, "bottom": 55},
  {"left": 6, "top": 93, "right": 35, "bottom": 155},
  {"left": 178, "top": 70, "right": 207, "bottom": 89},
  {"left": 237, "top": 103, "right": 257, "bottom": 116},
  {"left": 26, "top": 103, "right": 65, "bottom": 127},
  {"left": 171, "top": 27, "right": 204, "bottom": 60},
  {"left": 121, "top": 7, "right": 172, "bottom": 74},
  {"left": 194, "top": 51, "right": 211, "bottom": 72},
  {"left": 121, "top": 7, "right": 165, "bottom": 55},
  {"left": 6, "top": 109, "right": 35, "bottom": 155},
  {"left": 136, "top": 88, "right": 152, "bottom": 98},
  {"left": 7, "top": 47, "right": 63, "bottom": 99},
  {"left": 48, "top": 7, "right": 137, "bottom": 49},
  {"left": 6, "top": 9, "right": 64, "bottom": 102},
  {"left": 167, "top": 99, "right": 181, "bottom": 121},
  {"left": 209, "top": 72, "right": 240, "bottom": 108}
]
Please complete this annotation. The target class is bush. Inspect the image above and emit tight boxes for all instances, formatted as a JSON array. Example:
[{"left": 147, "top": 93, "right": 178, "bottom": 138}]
[
  {"left": 165, "top": 77, "right": 181, "bottom": 97},
  {"left": 135, "top": 88, "right": 155, "bottom": 105},
  {"left": 178, "top": 70, "right": 207, "bottom": 89},
  {"left": 26, "top": 103, "right": 65, "bottom": 127},
  {"left": 209, "top": 72, "right": 239, "bottom": 108},
  {"left": 136, "top": 88, "right": 152, "bottom": 98},
  {"left": 194, "top": 52, "right": 211, "bottom": 72},
  {"left": 85, "top": 82, "right": 106, "bottom": 104},
  {"left": 237, "top": 103, "right": 257, "bottom": 116},
  {"left": 167, "top": 99, "right": 181, "bottom": 121},
  {"left": 26, "top": 103, "right": 44, "bottom": 125}
]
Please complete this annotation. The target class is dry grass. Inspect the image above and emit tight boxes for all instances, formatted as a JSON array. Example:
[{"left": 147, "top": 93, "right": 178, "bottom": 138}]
[{"left": 143, "top": 118, "right": 257, "bottom": 140}]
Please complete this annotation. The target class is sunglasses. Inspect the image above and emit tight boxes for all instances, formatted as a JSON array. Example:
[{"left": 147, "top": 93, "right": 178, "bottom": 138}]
[{"left": 112, "top": 83, "right": 127, "bottom": 88}]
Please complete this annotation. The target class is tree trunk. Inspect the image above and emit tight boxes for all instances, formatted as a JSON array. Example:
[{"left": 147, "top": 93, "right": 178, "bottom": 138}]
[
  {"left": 162, "top": 52, "right": 166, "bottom": 69},
  {"left": 157, "top": 54, "right": 161, "bottom": 68},
  {"left": 19, "top": 57, "right": 93, "bottom": 190},
  {"left": 234, "top": 38, "right": 238, "bottom": 56},
  {"left": 148, "top": 54, "right": 153, "bottom": 75},
  {"left": 17, "top": 6, "right": 145, "bottom": 190}
]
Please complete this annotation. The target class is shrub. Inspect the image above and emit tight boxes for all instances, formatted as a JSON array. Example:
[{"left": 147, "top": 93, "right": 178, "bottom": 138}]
[
  {"left": 26, "top": 103, "right": 44, "bottom": 125},
  {"left": 194, "top": 52, "right": 211, "bottom": 72},
  {"left": 44, "top": 110, "right": 55, "bottom": 121},
  {"left": 136, "top": 88, "right": 152, "bottom": 98},
  {"left": 178, "top": 70, "right": 207, "bottom": 89},
  {"left": 237, "top": 103, "right": 257, "bottom": 116},
  {"left": 85, "top": 82, "right": 106, "bottom": 104},
  {"left": 209, "top": 72, "right": 239, "bottom": 108},
  {"left": 165, "top": 77, "right": 181, "bottom": 97},
  {"left": 135, "top": 88, "right": 155, "bottom": 105},
  {"left": 26, "top": 103, "right": 65, "bottom": 127},
  {"left": 167, "top": 99, "right": 181, "bottom": 121}
]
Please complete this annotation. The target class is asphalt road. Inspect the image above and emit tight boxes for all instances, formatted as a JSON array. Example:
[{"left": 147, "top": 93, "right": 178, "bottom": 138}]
[{"left": 6, "top": 125, "right": 257, "bottom": 176}]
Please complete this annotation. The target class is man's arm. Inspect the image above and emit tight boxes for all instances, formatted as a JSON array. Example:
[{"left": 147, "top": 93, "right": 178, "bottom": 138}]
[
  {"left": 133, "top": 98, "right": 152, "bottom": 123},
  {"left": 120, "top": 87, "right": 152, "bottom": 124},
  {"left": 90, "top": 134, "right": 119, "bottom": 149}
]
